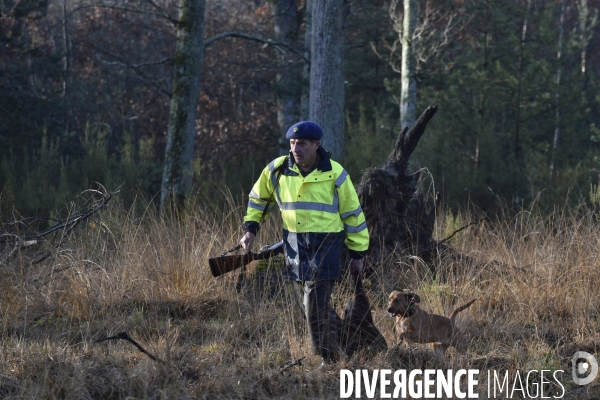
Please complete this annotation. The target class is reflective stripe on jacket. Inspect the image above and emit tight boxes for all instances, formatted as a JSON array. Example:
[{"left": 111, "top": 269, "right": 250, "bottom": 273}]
[{"left": 243, "top": 147, "right": 369, "bottom": 280}]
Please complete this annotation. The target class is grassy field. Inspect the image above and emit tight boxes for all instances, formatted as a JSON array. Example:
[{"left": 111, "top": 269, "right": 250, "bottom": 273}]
[{"left": 0, "top": 195, "right": 599, "bottom": 399}]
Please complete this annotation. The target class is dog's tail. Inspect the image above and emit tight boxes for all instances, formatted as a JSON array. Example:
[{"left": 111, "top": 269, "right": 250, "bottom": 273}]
[{"left": 449, "top": 299, "right": 477, "bottom": 321}]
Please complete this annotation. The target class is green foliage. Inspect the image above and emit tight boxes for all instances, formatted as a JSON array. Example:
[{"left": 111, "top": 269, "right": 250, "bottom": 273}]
[
  {"left": 0, "top": 124, "right": 162, "bottom": 217},
  {"left": 2, "top": 0, "right": 600, "bottom": 217},
  {"left": 344, "top": 103, "right": 397, "bottom": 180},
  {"left": 437, "top": 210, "right": 464, "bottom": 244},
  {"left": 409, "top": 0, "right": 600, "bottom": 212}
]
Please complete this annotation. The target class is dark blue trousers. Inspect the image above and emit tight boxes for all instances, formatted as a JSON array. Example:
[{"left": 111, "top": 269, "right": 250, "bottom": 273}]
[{"left": 292, "top": 280, "right": 342, "bottom": 361}]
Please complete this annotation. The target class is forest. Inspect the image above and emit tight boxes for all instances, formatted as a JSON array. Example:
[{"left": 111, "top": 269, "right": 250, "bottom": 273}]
[
  {"left": 2, "top": 0, "right": 600, "bottom": 216},
  {"left": 1, "top": 0, "right": 600, "bottom": 398}
]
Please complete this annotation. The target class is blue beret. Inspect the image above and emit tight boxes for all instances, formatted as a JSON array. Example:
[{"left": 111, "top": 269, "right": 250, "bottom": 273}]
[{"left": 285, "top": 121, "right": 323, "bottom": 140}]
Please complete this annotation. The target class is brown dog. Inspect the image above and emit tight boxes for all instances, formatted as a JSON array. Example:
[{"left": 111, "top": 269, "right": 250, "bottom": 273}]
[{"left": 387, "top": 291, "right": 476, "bottom": 355}]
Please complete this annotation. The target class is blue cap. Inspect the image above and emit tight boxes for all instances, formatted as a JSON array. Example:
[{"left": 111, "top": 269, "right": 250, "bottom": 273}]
[{"left": 285, "top": 121, "right": 323, "bottom": 140}]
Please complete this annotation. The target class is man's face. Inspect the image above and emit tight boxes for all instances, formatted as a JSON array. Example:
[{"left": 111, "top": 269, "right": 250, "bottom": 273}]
[{"left": 290, "top": 139, "right": 320, "bottom": 168}]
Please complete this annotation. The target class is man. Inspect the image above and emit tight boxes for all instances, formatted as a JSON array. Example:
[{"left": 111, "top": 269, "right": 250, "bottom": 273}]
[{"left": 239, "top": 121, "right": 369, "bottom": 364}]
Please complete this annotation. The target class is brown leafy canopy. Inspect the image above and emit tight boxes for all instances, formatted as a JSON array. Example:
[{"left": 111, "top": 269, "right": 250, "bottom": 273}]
[
  {"left": 0, "top": 0, "right": 306, "bottom": 207},
  {"left": 197, "top": 1, "right": 306, "bottom": 180}
]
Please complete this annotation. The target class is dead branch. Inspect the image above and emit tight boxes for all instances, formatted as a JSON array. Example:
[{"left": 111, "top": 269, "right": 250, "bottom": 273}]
[
  {"left": 439, "top": 217, "right": 486, "bottom": 245},
  {"left": 66, "top": 3, "right": 177, "bottom": 24},
  {"left": 95, "top": 331, "right": 163, "bottom": 363},
  {"left": 0, "top": 183, "right": 120, "bottom": 268},
  {"left": 204, "top": 31, "right": 308, "bottom": 63},
  {"left": 279, "top": 357, "right": 305, "bottom": 374}
]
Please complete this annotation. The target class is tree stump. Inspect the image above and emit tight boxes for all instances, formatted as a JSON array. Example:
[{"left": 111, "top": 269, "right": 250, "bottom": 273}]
[{"left": 356, "top": 105, "right": 440, "bottom": 267}]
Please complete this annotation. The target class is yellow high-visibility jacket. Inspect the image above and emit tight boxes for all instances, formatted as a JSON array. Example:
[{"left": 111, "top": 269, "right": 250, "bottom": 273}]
[{"left": 243, "top": 147, "right": 369, "bottom": 281}]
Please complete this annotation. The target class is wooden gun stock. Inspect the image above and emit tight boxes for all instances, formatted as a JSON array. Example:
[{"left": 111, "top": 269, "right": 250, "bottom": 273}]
[{"left": 208, "top": 241, "right": 284, "bottom": 277}]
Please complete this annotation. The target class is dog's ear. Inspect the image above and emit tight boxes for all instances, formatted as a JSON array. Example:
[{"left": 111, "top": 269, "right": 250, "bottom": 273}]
[{"left": 408, "top": 293, "right": 421, "bottom": 303}]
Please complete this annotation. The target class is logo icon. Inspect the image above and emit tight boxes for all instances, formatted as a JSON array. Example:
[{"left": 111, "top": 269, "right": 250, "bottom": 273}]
[
  {"left": 572, "top": 351, "right": 598, "bottom": 385},
  {"left": 293, "top": 127, "right": 298, "bottom": 132}
]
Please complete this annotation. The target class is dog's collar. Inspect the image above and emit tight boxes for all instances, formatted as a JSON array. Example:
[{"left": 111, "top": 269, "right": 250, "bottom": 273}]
[
  {"left": 404, "top": 301, "right": 416, "bottom": 317},
  {"left": 390, "top": 301, "right": 416, "bottom": 318},
  {"left": 390, "top": 301, "right": 417, "bottom": 318},
  {"left": 397, "top": 302, "right": 416, "bottom": 317}
]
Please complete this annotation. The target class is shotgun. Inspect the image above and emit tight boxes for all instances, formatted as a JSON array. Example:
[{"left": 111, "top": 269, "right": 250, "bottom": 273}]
[{"left": 208, "top": 241, "right": 284, "bottom": 277}]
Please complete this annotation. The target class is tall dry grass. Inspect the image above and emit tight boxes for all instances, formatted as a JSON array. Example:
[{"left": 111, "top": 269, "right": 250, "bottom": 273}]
[{"left": 0, "top": 195, "right": 599, "bottom": 399}]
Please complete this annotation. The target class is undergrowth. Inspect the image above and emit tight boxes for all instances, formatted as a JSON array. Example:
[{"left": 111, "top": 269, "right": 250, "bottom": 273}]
[{"left": 0, "top": 196, "right": 599, "bottom": 399}]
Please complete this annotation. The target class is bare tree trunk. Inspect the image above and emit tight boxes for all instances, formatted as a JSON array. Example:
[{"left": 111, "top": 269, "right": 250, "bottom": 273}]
[
  {"left": 400, "top": 0, "right": 418, "bottom": 130},
  {"left": 580, "top": 0, "right": 588, "bottom": 74},
  {"left": 475, "top": 0, "right": 490, "bottom": 175},
  {"left": 160, "top": 0, "right": 206, "bottom": 212},
  {"left": 577, "top": 0, "right": 598, "bottom": 75},
  {"left": 514, "top": 0, "right": 532, "bottom": 166},
  {"left": 474, "top": 31, "right": 487, "bottom": 174},
  {"left": 61, "top": 0, "right": 70, "bottom": 98},
  {"left": 273, "top": 0, "right": 301, "bottom": 156},
  {"left": 550, "top": 0, "right": 566, "bottom": 180},
  {"left": 309, "top": 0, "right": 345, "bottom": 160},
  {"left": 300, "top": 0, "right": 312, "bottom": 121}
]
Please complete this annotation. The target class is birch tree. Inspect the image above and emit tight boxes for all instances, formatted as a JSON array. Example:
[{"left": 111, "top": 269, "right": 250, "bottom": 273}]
[
  {"left": 576, "top": 0, "right": 598, "bottom": 75},
  {"left": 514, "top": 0, "right": 532, "bottom": 166},
  {"left": 400, "top": 0, "right": 418, "bottom": 130},
  {"left": 160, "top": 0, "right": 206, "bottom": 211},
  {"left": 374, "top": 0, "right": 458, "bottom": 130},
  {"left": 309, "top": 0, "right": 346, "bottom": 160},
  {"left": 550, "top": 0, "right": 566, "bottom": 180}
]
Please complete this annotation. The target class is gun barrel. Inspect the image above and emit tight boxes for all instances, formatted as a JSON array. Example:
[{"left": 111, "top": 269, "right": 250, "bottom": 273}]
[{"left": 208, "top": 241, "right": 284, "bottom": 277}]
